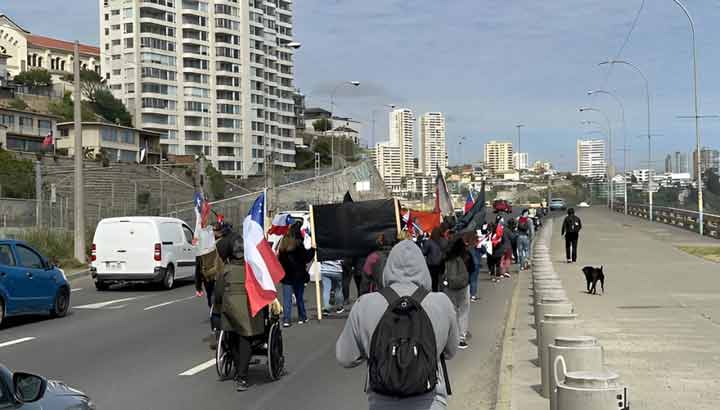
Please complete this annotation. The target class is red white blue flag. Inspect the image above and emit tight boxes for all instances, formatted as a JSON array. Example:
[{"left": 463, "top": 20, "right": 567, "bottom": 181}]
[
  {"left": 464, "top": 191, "right": 475, "bottom": 214},
  {"left": 243, "top": 193, "right": 285, "bottom": 316},
  {"left": 267, "top": 213, "right": 292, "bottom": 236}
]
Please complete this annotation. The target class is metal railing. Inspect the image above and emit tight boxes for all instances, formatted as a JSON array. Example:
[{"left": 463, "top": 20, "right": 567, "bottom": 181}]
[{"left": 613, "top": 202, "right": 720, "bottom": 239}]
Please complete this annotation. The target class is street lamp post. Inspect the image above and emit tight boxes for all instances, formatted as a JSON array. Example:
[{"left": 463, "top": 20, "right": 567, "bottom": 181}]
[
  {"left": 669, "top": 0, "right": 703, "bottom": 236},
  {"left": 599, "top": 60, "right": 653, "bottom": 220},
  {"left": 588, "top": 89, "right": 628, "bottom": 215},
  {"left": 329, "top": 81, "right": 360, "bottom": 169},
  {"left": 580, "top": 107, "right": 613, "bottom": 209},
  {"left": 516, "top": 124, "right": 525, "bottom": 170}
]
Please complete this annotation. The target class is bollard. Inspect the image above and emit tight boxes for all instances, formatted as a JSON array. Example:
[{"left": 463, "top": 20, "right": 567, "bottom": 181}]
[
  {"left": 555, "top": 357, "right": 628, "bottom": 410},
  {"left": 534, "top": 297, "right": 573, "bottom": 334},
  {"left": 549, "top": 336, "right": 604, "bottom": 410},
  {"left": 539, "top": 314, "right": 583, "bottom": 398}
]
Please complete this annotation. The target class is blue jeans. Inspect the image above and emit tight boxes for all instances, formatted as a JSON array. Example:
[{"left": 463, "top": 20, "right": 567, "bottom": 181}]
[
  {"left": 469, "top": 248, "right": 482, "bottom": 297},
  {"left": 322, "top": 273, "right": 343, "bottom": 309},
  {"left": 282, "top": 283, "right": 306, "bottom": 323},
  {"left": 517, "top": 235, "right": 530, "bottom": 268}
]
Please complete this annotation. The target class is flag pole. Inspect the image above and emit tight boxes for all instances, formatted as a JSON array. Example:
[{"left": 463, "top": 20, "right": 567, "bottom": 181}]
[
  {"left": 309, "top": 205, "right": 323, "bottom": 320},
  {"left": 394, "top": 199, "right": 402, "bottom": 240}
]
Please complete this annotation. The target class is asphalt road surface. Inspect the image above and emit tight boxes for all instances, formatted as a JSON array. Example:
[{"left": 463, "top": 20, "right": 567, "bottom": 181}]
[{"left": 1, "top": 263, "right": 515, "bottom": 410}]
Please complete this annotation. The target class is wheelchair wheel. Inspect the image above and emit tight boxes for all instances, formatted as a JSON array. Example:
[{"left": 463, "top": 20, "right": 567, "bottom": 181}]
[
  {"left": 215, "top": 331, "right": 235, "bottom": 379},
  {"left": 266, "top": 321, "right": 284, "bottom": 381}
]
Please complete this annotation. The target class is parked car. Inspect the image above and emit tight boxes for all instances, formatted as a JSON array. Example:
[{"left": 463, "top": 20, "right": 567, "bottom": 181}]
[
  {"left": 0, "top": 240, "right": 70, "bottom": 326},
  {"left": 549, "top": 198, "right": 568, "bottom": 211},
  {"left": 91, "top": 217, "right": 197, "bottom": 291},
  {"left": 493, "top": 199, "right": 513, "bottom": 214},
  {"left": 0, "top": 364, "right": 94, "bottom": 409}
]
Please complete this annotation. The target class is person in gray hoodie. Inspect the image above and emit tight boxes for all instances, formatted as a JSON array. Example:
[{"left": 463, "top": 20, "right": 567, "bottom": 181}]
[{"left": 336, "top": 240, "right": 459, "bottom": 410}]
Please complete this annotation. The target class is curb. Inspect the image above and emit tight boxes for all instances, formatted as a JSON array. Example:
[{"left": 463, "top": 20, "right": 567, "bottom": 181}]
[
  {"left": 494, "top": 266, "right": 522, "bottom": 410},
  {"left": 67, "top": 270, "right": 90, "bottom": 280}
]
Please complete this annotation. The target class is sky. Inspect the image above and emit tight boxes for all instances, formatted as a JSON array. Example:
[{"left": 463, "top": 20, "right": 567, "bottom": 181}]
[{"left": 5, "top": 0, "right": 720, "bottom": 171}]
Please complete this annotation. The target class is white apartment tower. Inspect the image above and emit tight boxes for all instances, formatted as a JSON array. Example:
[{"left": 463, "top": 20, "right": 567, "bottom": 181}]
[
  {"left": 484, "top": 140, "right": 513, "bottom": 174},
  {"left": 389, "top": 108, "right": 415, "bottom": 178},
  {"left": 419, "top": 112, "right": 447, "bottom": 178},
  {"left": 577, "top": 139, "right": 606, "bottom": 178},
  {"left": 512, "top": 152, "right": 528, "bottom": 170},
  {"left": 100, "top": 0, "right": 298, "bottom": 176},
  {"left": 373, "top": 142, "right": 402, "bottom": 192}
]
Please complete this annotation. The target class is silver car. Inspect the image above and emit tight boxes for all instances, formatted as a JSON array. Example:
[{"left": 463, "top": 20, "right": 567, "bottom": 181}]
[
  {"left": 0, "top": 365, "right": 94, "bottom": 409},
  {"left": 549, "top": 198, "right": 567, "bottom": 211}
]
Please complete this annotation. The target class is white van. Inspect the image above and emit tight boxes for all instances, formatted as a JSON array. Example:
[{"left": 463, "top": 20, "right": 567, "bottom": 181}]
[{"left": 90, "top": 217, "right": 197, "bottom": 290}]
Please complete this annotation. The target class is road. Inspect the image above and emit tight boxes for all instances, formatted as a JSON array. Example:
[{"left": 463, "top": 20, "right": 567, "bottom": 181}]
[{"left": 0, "top": 263, "right": 515, "bottom": 410}]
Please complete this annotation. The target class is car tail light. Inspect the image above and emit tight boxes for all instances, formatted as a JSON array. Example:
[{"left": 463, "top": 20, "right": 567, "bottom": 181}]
[
  {"left": 154, "top": 243, "right": 162, "bottom": 261},
  {"left": 91, "top": 244, "right": 97, "bottom": 262}
]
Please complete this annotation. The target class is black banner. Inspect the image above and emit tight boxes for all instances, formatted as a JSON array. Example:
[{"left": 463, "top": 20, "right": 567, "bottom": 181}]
[{"left": 313, "top": 199, "right": 397, "bottom": 261}]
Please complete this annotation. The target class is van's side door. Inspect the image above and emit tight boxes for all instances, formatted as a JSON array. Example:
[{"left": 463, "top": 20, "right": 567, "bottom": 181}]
[{"left": 179, "top": 224, "right": 197, "bottom": 279}]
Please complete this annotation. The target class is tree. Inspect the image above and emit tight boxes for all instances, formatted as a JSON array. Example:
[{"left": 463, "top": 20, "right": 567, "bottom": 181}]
[
  {"left": 92, "top": 89, "right": 132, "bottom": 126},
  {"left": 314, "top": 140, "right": 332, "bottom": 166},
  {"left": 0, "top": 149, "right": 35, "bottom": 198},
  {"left": 7, "top": 98, "right": 28, "bottom": 110},
  {"left": 13, "top": 69, "right": 52, "bottom": 88},
  {"left": 48, "top": 91, "right": 96, "bottom": 122},
  {"left": 205, "top": 163, "right": 226, "bottom": 200},
  {"left": 63, "top": 69, "right": 105, "bottom": 102},
  {"left": 312, "top": 118, "right": 333, "bottom": 132}
]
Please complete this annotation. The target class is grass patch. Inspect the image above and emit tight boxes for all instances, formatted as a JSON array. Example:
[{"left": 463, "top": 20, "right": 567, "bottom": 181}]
[
  {"left": 7, "top": 228, "right": 88, "bottom": 269},
  {"left": 678, "top": 246, "right": 720, "bottom": 263}
]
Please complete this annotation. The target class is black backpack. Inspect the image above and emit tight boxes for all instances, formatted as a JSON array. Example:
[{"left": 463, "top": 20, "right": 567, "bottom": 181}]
[
  {"left": 368, "top": 287, "right": 448, "bottom": 398},
  {"left": 566, "top": 216, "right": 581, "bottom": 234},
  {"left": 517, "top": 217, "right": 530, "bottom": 234}
]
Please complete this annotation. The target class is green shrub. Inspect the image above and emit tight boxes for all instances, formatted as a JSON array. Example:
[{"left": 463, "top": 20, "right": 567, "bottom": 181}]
[{"left": 10, "top": 228, "right": 86, "bottom": 268}]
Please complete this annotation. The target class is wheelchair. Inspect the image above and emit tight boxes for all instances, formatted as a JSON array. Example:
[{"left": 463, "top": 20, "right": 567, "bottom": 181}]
[{"left": 215, "top": 311, "right": 285, "bottom": 381}]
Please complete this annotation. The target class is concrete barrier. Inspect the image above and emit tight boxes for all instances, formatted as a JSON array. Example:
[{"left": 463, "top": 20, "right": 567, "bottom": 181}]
[
  {"left": 534, "top": 297, "right": 573, "bottom": 334},
  {"left": 554, "top": 357, "right": 627, "bottom": 410},
  {"left": 549, "top": 336, "right": 604, "bottom": 410},
  {"left": 539, "top": 314, "right": 583, "bottom": 398}
]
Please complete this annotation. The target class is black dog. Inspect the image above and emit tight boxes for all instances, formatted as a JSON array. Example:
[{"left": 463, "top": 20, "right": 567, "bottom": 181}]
[{"left": 581, "top": 266, "right": 605, "bottom": 295}]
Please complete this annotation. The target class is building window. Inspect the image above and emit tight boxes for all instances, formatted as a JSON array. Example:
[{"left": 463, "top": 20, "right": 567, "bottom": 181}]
[
  {"left": 111, "top": 9, "right": 120, "bottom": 15},
  {"left": 125, "top": 38, "right": 134, "bottom": 48},
  {"left": 124, "top": 23, "right": 133, "bottom": 34},
  {"left": 18, "top": 117, "right": 33, "bottom": 129},
  {"left": 101, "top": 127, "right": 118, "bottom": 142},
  {"left": 123, "top": 7, "right": 133, "bottom": 18}
]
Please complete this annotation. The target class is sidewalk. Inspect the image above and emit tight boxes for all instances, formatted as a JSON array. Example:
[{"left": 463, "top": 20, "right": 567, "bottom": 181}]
[{"left": 510, "top": 207, "right": 720, "bottom": 409}]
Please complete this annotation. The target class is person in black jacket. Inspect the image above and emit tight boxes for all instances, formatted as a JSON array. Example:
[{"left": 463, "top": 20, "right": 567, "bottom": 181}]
[
  {"left": 561, "top": 208, "right": 583, "bottom": 263},
  {"left": 278, "top": 221, "right": 315, "bottom": 327}
]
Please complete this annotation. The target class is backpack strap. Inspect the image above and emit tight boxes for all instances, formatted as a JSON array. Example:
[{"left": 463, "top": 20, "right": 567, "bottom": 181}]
[{"left": 378, "top": 286, "right": 400, "bottom": 307}]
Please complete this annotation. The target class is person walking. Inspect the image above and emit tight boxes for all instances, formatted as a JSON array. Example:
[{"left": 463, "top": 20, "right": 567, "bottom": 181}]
[
  {"left": 336, "top": 240, "right": 459, "bottom": 410},
  {"left": 423, "top": 228, "right": 445, "bottom": 292},
  {"left": 443, "top": 238, "right": 471, "bottom": 349},
  {"left": 361, "top": 233, "right": 391, "bottom": 295},
  {"left": 516, "top": 209, "right": 534, "bottom": 270},
  {"left": 278, "top": 221, "right": 315, "bottom": 327},
  {"left": 321, "top": 259, "right": 345, "bottom": 315},
  {"left": 561, "top": 208, "right": 582, "bottom": 263},
  {"left": 465, "top": 231, "right": 481, "bottom": 303}
]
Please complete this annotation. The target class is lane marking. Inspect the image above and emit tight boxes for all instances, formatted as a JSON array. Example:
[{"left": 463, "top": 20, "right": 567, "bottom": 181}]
[
  {"left": 0, "top": 337, "right": 36, "bottom": 348},
  {"left": 179, "top": 359, "right": 216, "bottom": 376},
  {"left": 74, "top": 297, "right": 139, "bottom": 310},
  {"left": 71, "top": 288, "right": 83, "bottom": 293},
  {"left": 144, "top": 296, "right": 196, "bottom": 311}
]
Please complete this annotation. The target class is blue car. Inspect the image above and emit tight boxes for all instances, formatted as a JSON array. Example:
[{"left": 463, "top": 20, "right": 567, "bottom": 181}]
[{"left": 0, "top": 240, "right": 70, "bottom": 326}]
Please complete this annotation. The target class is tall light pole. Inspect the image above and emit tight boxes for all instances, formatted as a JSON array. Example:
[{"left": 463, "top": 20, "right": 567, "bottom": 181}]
[
  {"left": 329, "top": 81, "right": 360, "bottom": 169},
  {"left": 515, "top": 124, "right": 525, "bottom": 170},
  {"left": 580, "top": 107, "right": 613, "bottom": 208},
  {"left": 667, "top": 0, "right": 703, "bottom": 236},
  {"left": 73, "top": 41, "right": 85, "bottom": 262},
  {"left": 599, "top": 60, "right": 653, "bottom": 220},
  {"left": 588, "top": 89, "right": 628, "bottom": 215}
]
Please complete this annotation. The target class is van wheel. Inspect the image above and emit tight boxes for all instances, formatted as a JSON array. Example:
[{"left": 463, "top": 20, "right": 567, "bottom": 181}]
[
  {"left": 95, "top": 280, "right": 109, "bottom": 291},
  {"left": 163, "top": 265, "right": 175, "bottom": 290},
  {"left": 51, "top": 287, "right": 70, "bottom": 318}
]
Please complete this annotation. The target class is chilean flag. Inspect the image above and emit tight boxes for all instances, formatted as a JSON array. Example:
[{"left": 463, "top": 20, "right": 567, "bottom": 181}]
[
  {"left": 464, "top": 191, "right": 475, "bottom": 214},
  {"left": 267, "top": 213, "right": 292, "bottom": 236},
  {"left": 243, "top": 193, "right": 286, "bottom": 317}
]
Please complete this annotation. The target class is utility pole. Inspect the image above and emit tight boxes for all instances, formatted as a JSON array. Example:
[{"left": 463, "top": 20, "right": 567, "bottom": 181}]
[
  {"left": 73, "top": 41, "right": 85, "bottom": 262},
  {"left": 35, "top": 161, "right": 42, "bottom": 226}
]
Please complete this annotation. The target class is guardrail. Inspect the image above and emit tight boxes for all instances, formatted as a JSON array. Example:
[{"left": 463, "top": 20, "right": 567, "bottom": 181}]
[{"left": 612, "top": 202, "right": 720, "bottom": 239}]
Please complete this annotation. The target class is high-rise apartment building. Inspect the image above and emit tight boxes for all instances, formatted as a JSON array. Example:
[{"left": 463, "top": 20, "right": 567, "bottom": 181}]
[
  {"left": 419, "top": 112, "right": 447, "bottom": 178},
  {"left": 665, "top": 154, "right": 673, "bottom": 173},
  {"left": 674, "top": 151, "right": 689, "bottom": 174},
  {"left": 373, "top": 142, "right": 401, "bottom": 192},
  {"left": 693, "top": 147, "right": 720, "bottom": 179},
  {"left": 100, "top": 0, "right": 298, "bottom": 177},
  {"left": 389, "top": 108, "right": 415, "bottom": 178},
  {"left": 483, "top": 140, "right": 513, "bottom": 174},
  {"left": 513, "top": 152, "right": 528, "bottom": 170},
  {"left": 576, "top": 139, "right": 606, "bottom": 178}
]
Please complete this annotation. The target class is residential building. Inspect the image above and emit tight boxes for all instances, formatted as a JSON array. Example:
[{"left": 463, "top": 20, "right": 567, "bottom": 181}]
[
  {"left": 483, "top": 140, "right": 513, "bottom": 174},
  {"left": 692, "top": 147, "right": 720, "bottom": 179},
  {"left": 665, "top": 154, "right": 673, "bottom": 173},
  {"left": 303, "top": 107, "right": 364, "bottom": 142},
  {"left": 56, "top": 122, "right": 162, "bottom": 163},
  {"left": 419, "top": 112, "right": 447, "bottom": 178},
  {"left": 472, "top": 163, "right": 488, "bottom": 180},
  {"left": 326, "top": 125, "right": 360, "bottom": 146},
  {"left": 632, "top": 169, "right": 652, "bottom": 183},
  {"left": 513, "top": 152, "right": 528, "bottom": 170},
  {"left": 100, "top": 0, "right": 298, "bottom": 177},
  {"left": 373, "top": 142, "right": 401, "bottom": 193},
  {"left": 674, "top": 151, "right": 689, "bottom": 174},
  {"left": 405, "top": 173, "right": 433, "bottom": 198},
  {"left": 576, "top": 139, "right": 606, "bottom": 178},
  {"left": 389, "top": 108, "right": 415, "bottom": 178},
  {"left": 533, "top": 160, "right": 553, "bottom": 173},
  {"left": 0, "top": 53, "right": 8, "bottom": 85},
  {"left": 0, "top": 14, "right": 100, "bottom": 81},
  {"left": 0, "top": 107, "right": 58, "bottom": 152}
]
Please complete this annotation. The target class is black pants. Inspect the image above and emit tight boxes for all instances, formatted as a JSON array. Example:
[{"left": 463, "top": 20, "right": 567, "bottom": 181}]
[
  {"left": 428, "top": 265, "right": 443, "bottom": 292},
  {"left": 227, "top": 331, "right": 253, "bottom": 380},
  {"left": 565, "top": 233, "right": 579, "bottom": 262},
  {"left": 204, "top": 280, "right": 215, "bottom": 309}
]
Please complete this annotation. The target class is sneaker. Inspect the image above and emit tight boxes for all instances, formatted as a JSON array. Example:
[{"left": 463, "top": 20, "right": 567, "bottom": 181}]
[
  {"left": 297, "top": 319, "right": 306, "bottom": 325},
  {"left": 470, "top": 296, "right": 479, "bottom": 303},
  {"left": 503, "top": 272, "right": 511, "bottom": 278},
  {"left": 567, "top": 260, "right": 572, "bottom": 264},
  {"left": 235, "top": 378, "right": 250, "bottom": 392},
  {"left": 335, "top": 306, "right": 346, "bottom": 314},
  {"left": 282, "top": 322, "right": 291, "bottom": 328},
  {"left": 464, "top": 331, "right": 473, "bottom": 340},
  {"left": 322, "top": 308, "right": 331, "bottom": 316},
  {"left": 458, "top": 340, "right": 469, "bottom": 350}
]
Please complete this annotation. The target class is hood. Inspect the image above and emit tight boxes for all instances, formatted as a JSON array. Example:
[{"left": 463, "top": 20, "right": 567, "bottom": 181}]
[
  {"left": 45, "top": 380, "right": 88, "bottom": 398},
  {"left": 382, "top": 240, "right": 431, "bottom": 290}
]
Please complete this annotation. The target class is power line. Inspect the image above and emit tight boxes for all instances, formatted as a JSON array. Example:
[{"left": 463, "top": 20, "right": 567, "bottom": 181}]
[{"left": 600, "top": 0, "right": 646, "bottom": 88}]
